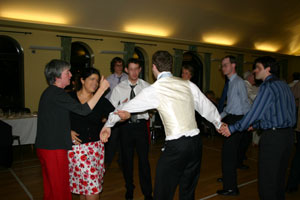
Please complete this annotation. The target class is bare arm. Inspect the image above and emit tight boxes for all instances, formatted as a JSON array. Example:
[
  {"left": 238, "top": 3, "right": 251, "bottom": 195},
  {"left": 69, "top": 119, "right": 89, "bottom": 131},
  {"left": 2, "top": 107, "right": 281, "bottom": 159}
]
[{"left": 87, "top": 76, "right": 110, "bottom": 110}]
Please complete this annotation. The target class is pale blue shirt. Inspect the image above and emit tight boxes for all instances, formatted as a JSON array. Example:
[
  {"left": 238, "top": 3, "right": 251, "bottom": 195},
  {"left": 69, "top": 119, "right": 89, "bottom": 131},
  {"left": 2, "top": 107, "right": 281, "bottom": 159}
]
[
  {"left": 221, "top": 73, "right": 251, "bottom": 119},
  {"left": 105, "top": 72, "right": 128, "bottom": 99}
]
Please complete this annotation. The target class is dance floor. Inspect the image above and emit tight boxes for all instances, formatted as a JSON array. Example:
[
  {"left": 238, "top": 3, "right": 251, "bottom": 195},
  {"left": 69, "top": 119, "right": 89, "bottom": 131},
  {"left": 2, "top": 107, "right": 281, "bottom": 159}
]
[{"left": 1, "top": 134, "right": 299, "bottom": 200}]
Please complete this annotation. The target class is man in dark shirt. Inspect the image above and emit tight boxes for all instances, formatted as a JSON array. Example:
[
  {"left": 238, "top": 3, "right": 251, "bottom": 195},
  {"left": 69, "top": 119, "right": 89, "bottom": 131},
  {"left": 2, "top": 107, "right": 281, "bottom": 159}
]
[{"left": 220, "top": 56, "right": 296, "bottom": 200}]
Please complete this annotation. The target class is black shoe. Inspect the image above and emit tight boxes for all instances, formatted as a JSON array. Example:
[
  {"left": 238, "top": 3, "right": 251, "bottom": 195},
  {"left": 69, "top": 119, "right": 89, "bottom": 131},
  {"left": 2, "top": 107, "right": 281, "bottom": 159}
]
[
  {"left": 237, "top": 164, "right": 249, "bottom": 170},
  {"left": 217, "top": 178, "right": 223, "bottom": 182},
  {"left": 217, "top": 188, "right": 240, "bottom": 196},
  {"left": 126, "top": 198, "right": 133, "bottom": 200}
]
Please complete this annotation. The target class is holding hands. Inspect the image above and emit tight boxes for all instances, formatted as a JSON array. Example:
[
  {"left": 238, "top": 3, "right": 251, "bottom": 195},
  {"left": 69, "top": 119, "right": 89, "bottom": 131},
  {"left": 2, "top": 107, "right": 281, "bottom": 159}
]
[{"left": 217, "top": 123, "right": 231, "bottom": 137}]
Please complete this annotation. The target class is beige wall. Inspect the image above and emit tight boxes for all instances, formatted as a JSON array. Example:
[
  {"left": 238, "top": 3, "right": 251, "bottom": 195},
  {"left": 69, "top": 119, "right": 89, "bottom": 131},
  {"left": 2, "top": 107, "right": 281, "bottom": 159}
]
[{"left": 1, "top": 20, "right": 300, "bottom": 112}]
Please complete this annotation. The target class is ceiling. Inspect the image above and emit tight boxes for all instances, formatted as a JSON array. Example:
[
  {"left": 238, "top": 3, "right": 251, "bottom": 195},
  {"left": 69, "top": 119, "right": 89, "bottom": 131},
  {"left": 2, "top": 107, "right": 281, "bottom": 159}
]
[{"left": 1, "top": 0, "right": 300, "bottom": 55}]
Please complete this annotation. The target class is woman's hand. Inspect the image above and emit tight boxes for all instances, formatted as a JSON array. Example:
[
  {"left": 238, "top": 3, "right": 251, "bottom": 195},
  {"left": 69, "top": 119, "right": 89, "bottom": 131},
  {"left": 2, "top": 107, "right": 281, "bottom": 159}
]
[
  {"left": 71, "top": 130, "right": 82, "bottom": 145},
  {"left": 99, "top": 75, "right": 110, "bottom": 91},
  {"left": 100, "top": 127, "right": 111, "bottom": 143}
]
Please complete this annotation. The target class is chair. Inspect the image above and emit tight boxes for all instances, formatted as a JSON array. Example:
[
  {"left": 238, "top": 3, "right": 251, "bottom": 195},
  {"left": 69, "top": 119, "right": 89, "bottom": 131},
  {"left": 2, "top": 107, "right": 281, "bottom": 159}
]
[
  {"left": 12, "top": 135, "right": 21, "bottom": 145},
  {"left": 0, "top": 120, "right": 13, "bottom": 168}
]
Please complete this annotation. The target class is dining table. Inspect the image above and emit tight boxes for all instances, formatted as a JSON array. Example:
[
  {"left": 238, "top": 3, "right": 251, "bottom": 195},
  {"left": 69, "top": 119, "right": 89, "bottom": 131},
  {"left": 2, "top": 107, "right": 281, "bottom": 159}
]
[{"left": 1, "top": 115, "right": 37, "bottom": 146}]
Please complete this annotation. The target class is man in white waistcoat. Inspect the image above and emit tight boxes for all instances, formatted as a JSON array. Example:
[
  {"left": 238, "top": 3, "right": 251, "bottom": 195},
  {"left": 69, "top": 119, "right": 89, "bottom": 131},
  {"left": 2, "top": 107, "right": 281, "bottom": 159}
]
[{"left": 100, "top": 51, "right": 222, "bottom": 200}]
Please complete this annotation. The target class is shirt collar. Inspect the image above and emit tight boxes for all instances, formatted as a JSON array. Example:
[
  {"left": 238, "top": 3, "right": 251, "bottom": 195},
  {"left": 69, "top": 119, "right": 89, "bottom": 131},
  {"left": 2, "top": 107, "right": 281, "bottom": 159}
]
[
  {"left": 127, "top": 78, "right": 139, "bottom": 86},
  {"left": 157, "top": 71, "right": 173, "bottom": 80},
  {"left": 228, "top": 73, "right": 237, "bottom": 82},
  {"left": 264, "top": 75, "right": 273, "bottom": 82},
  {"left": 114, "top": 73, "right": 125, "bottom": 78}
]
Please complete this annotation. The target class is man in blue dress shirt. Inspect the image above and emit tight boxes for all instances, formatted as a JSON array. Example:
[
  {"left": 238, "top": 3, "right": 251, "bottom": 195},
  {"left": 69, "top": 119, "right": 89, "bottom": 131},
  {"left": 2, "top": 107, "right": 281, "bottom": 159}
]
[
  {"left": 220, "top": 56, "right": 296, "bottom": 200},
  {"left": 217, "top": 55, "right": 251, "bottom": 196}
]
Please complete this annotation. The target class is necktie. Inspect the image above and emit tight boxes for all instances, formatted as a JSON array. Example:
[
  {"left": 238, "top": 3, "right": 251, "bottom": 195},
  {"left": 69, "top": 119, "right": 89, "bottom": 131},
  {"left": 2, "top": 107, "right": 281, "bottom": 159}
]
[
  {"left": 218, "top": 78, "right": 229, "bottom": 113},
  {"left": 130, "top": 85, "right": 137, "bottom": 122},
  {"left": 118, "top": 76, "right": 122, "bottom": 83}
]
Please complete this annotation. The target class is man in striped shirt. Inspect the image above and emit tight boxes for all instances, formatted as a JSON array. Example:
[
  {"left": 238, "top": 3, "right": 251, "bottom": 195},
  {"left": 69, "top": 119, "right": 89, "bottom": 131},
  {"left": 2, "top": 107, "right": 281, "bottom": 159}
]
[{"left": 220, "top": 56, "right": 296, "bottom": 200}]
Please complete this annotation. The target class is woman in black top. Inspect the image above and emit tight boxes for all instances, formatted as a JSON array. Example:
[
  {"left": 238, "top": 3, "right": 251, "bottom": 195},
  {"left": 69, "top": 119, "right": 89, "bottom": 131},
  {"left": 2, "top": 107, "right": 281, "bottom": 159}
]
[
  {"left": 36, "top": 60, "right": 109, "bottom": 200},
  {"left": 68, "top": 68, "right": 114, "bottom": 200}
]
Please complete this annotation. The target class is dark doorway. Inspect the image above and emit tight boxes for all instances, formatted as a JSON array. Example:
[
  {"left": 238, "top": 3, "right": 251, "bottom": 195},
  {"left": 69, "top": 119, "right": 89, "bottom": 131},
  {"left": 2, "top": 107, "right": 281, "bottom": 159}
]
[
  {"left": 0, "top": 35, "right": 24, "bottom": 108},
  {"left": 70, "top": 42, "right": 93, "bottom": 75},
  {"left": 133, "top": 47, "right": 145, "bottom": 80},
  {"left": 182, "top": 51, "right": 203, "bottom": 90}
]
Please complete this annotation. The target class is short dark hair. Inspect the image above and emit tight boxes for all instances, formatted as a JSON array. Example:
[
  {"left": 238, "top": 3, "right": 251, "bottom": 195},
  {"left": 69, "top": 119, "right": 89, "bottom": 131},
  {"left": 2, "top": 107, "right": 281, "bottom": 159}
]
[
  {"left": 77, "top": 67, "right": 100, "bottom": 90},
  {"left": 152, "top": 51, "right": 173, "bottom": 72},
  {"left": 254, "top": 56, "right": 279, "bottom": 77},
  {"left": 222, "top": 55, "right": 237, "bottom": 64},
  {"left": 182, "top": 64, "right": 194, "bottom": 77},
  {"left": 44, "top": 59, "right": 70, "bottom": 85},
  {"left": 126, "top": 58, "right": 141, "bottom": 68},
  {"left": 110, "top": 57, "right": 125, "bottom": 73}
]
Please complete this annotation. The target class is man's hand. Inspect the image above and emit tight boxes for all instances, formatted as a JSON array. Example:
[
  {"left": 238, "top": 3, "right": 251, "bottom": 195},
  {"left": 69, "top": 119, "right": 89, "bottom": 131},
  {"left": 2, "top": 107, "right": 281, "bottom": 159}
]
[
  {"left": 100, "top": 127, "right": 111, "bottom": 143},
  {"left": 115, "top": 110, "right": 131, "bottom": 121},
  {"left": 247, "top": 126, "right": 253, "bottom": 131},
  {"left": 217, "top": 123, "right": 231, "bottom": 137}
]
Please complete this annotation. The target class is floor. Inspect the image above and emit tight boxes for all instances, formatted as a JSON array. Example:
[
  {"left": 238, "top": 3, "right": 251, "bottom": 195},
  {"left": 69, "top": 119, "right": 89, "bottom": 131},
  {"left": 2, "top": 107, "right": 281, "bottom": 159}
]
[{"left": 0, "top": 134, "right": 300, "bottom": 200}]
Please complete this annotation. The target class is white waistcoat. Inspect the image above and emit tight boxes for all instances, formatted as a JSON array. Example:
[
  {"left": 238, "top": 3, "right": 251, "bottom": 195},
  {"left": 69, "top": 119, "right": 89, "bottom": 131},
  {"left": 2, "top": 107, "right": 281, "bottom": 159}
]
[{"left": 153, "top": 77, "right": 197, "bottom": 138}]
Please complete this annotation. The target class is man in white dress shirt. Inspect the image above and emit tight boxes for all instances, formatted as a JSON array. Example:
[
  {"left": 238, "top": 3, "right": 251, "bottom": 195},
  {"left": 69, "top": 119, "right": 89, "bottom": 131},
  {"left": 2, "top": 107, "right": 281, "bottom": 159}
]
[
  {"left": 101, "top": 51, "right": 222, "bottom": 200},
  {"left": 109, "top": 58, "right": 152, "bottom": 200}
]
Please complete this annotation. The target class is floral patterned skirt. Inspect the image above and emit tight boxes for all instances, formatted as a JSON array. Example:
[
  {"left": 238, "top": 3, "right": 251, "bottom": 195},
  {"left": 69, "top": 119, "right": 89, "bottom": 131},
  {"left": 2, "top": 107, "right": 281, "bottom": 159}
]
[{"left": 68, "top": 141, "right": 105, "bottom": 195}]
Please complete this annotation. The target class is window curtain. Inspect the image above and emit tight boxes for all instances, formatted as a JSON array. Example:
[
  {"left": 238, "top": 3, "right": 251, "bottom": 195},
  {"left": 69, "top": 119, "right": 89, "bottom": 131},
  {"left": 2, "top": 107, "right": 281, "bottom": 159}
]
[
  {"left": 60, "top": 37, "right": 72, "bottom": 63},
  {"left": 173, "top": 49, "right": 183, "bottom": 76},
  {"left": 123, "top": 42, "right": 135, "bottom": 64},
  {"left": 236, "top": 54, "right": 244, "bottom": 76},
  {"left": 204, "top": 53, "right": 211, "bottom": 92}
]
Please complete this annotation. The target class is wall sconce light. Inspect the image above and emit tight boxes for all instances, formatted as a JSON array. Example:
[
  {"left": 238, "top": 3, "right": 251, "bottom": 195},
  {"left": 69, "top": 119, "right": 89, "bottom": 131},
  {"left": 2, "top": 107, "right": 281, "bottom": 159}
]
[
  {"left": 29, "top": 45, "right": 63, "bottom": 53},
  {"left": 100, "top": 50, "right": 127, "bottom": 54}
]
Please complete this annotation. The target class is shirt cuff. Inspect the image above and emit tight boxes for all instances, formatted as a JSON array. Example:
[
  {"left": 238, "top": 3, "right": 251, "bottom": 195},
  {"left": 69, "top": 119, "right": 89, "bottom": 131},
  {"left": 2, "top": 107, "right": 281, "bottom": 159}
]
[
  {"left": 228, "top": 125, "right": 235, "bottom": 135},
  {"left": 104, "top": 112, "right": 121, "bottom": 128}
]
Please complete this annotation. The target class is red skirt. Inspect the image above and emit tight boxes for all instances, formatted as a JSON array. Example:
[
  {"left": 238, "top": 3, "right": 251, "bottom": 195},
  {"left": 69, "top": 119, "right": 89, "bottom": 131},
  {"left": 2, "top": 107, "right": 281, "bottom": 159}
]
[{"left": 68, "top": 141, "right": 105, "bottom": 195}]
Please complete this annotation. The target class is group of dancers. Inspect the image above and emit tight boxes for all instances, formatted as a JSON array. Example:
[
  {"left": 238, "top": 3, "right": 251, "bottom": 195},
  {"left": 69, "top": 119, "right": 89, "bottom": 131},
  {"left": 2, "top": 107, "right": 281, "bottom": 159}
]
[{"left": 36, "top": 50, "right": 296, "bottom": 200}]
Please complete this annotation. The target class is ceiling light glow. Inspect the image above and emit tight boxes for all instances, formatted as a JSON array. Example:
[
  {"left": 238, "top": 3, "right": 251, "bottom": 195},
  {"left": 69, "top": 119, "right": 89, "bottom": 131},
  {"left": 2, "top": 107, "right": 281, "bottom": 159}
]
[
  {"left": 1, "top": 10, "right": 68, "bottom": 24},
  {"left": 254, "top": 42, "right": 279, "bottom": 52},
  {"left": 202, "top": 34, "right": 237, "bottom": 46},
  {"left": 124, "top": 25, "right": 170, "bottom": 37}
]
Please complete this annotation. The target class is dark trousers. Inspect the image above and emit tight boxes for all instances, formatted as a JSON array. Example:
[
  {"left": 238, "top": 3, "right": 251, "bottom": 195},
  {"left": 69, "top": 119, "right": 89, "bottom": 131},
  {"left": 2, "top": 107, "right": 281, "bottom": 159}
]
[
  {"left": 120, "top": 120, "right": 152, "bottom": 198},
  {"left": 286, "top": 132, "right": 300, "bottom": 189},
  {"left": 221, "top": 114, "right": 243, "bottom": 190},
  {"left": 104, "top": 126, "right": 122, "bottom": 165},
  {"left": 237, "top": 130, "right": 252, "bottom": 167},
  {"left": 154, "top": 135, "right": 202, "bottom": 200},
  {"left": 258, "top": 128, "right": 294, "bottom": 200}
]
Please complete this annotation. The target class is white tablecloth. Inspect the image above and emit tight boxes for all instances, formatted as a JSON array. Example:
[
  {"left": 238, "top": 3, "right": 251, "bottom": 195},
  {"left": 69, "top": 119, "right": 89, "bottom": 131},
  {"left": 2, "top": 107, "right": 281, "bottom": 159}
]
[{"left": 2, "top": 116, "right": 37, "bottom": 146}]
